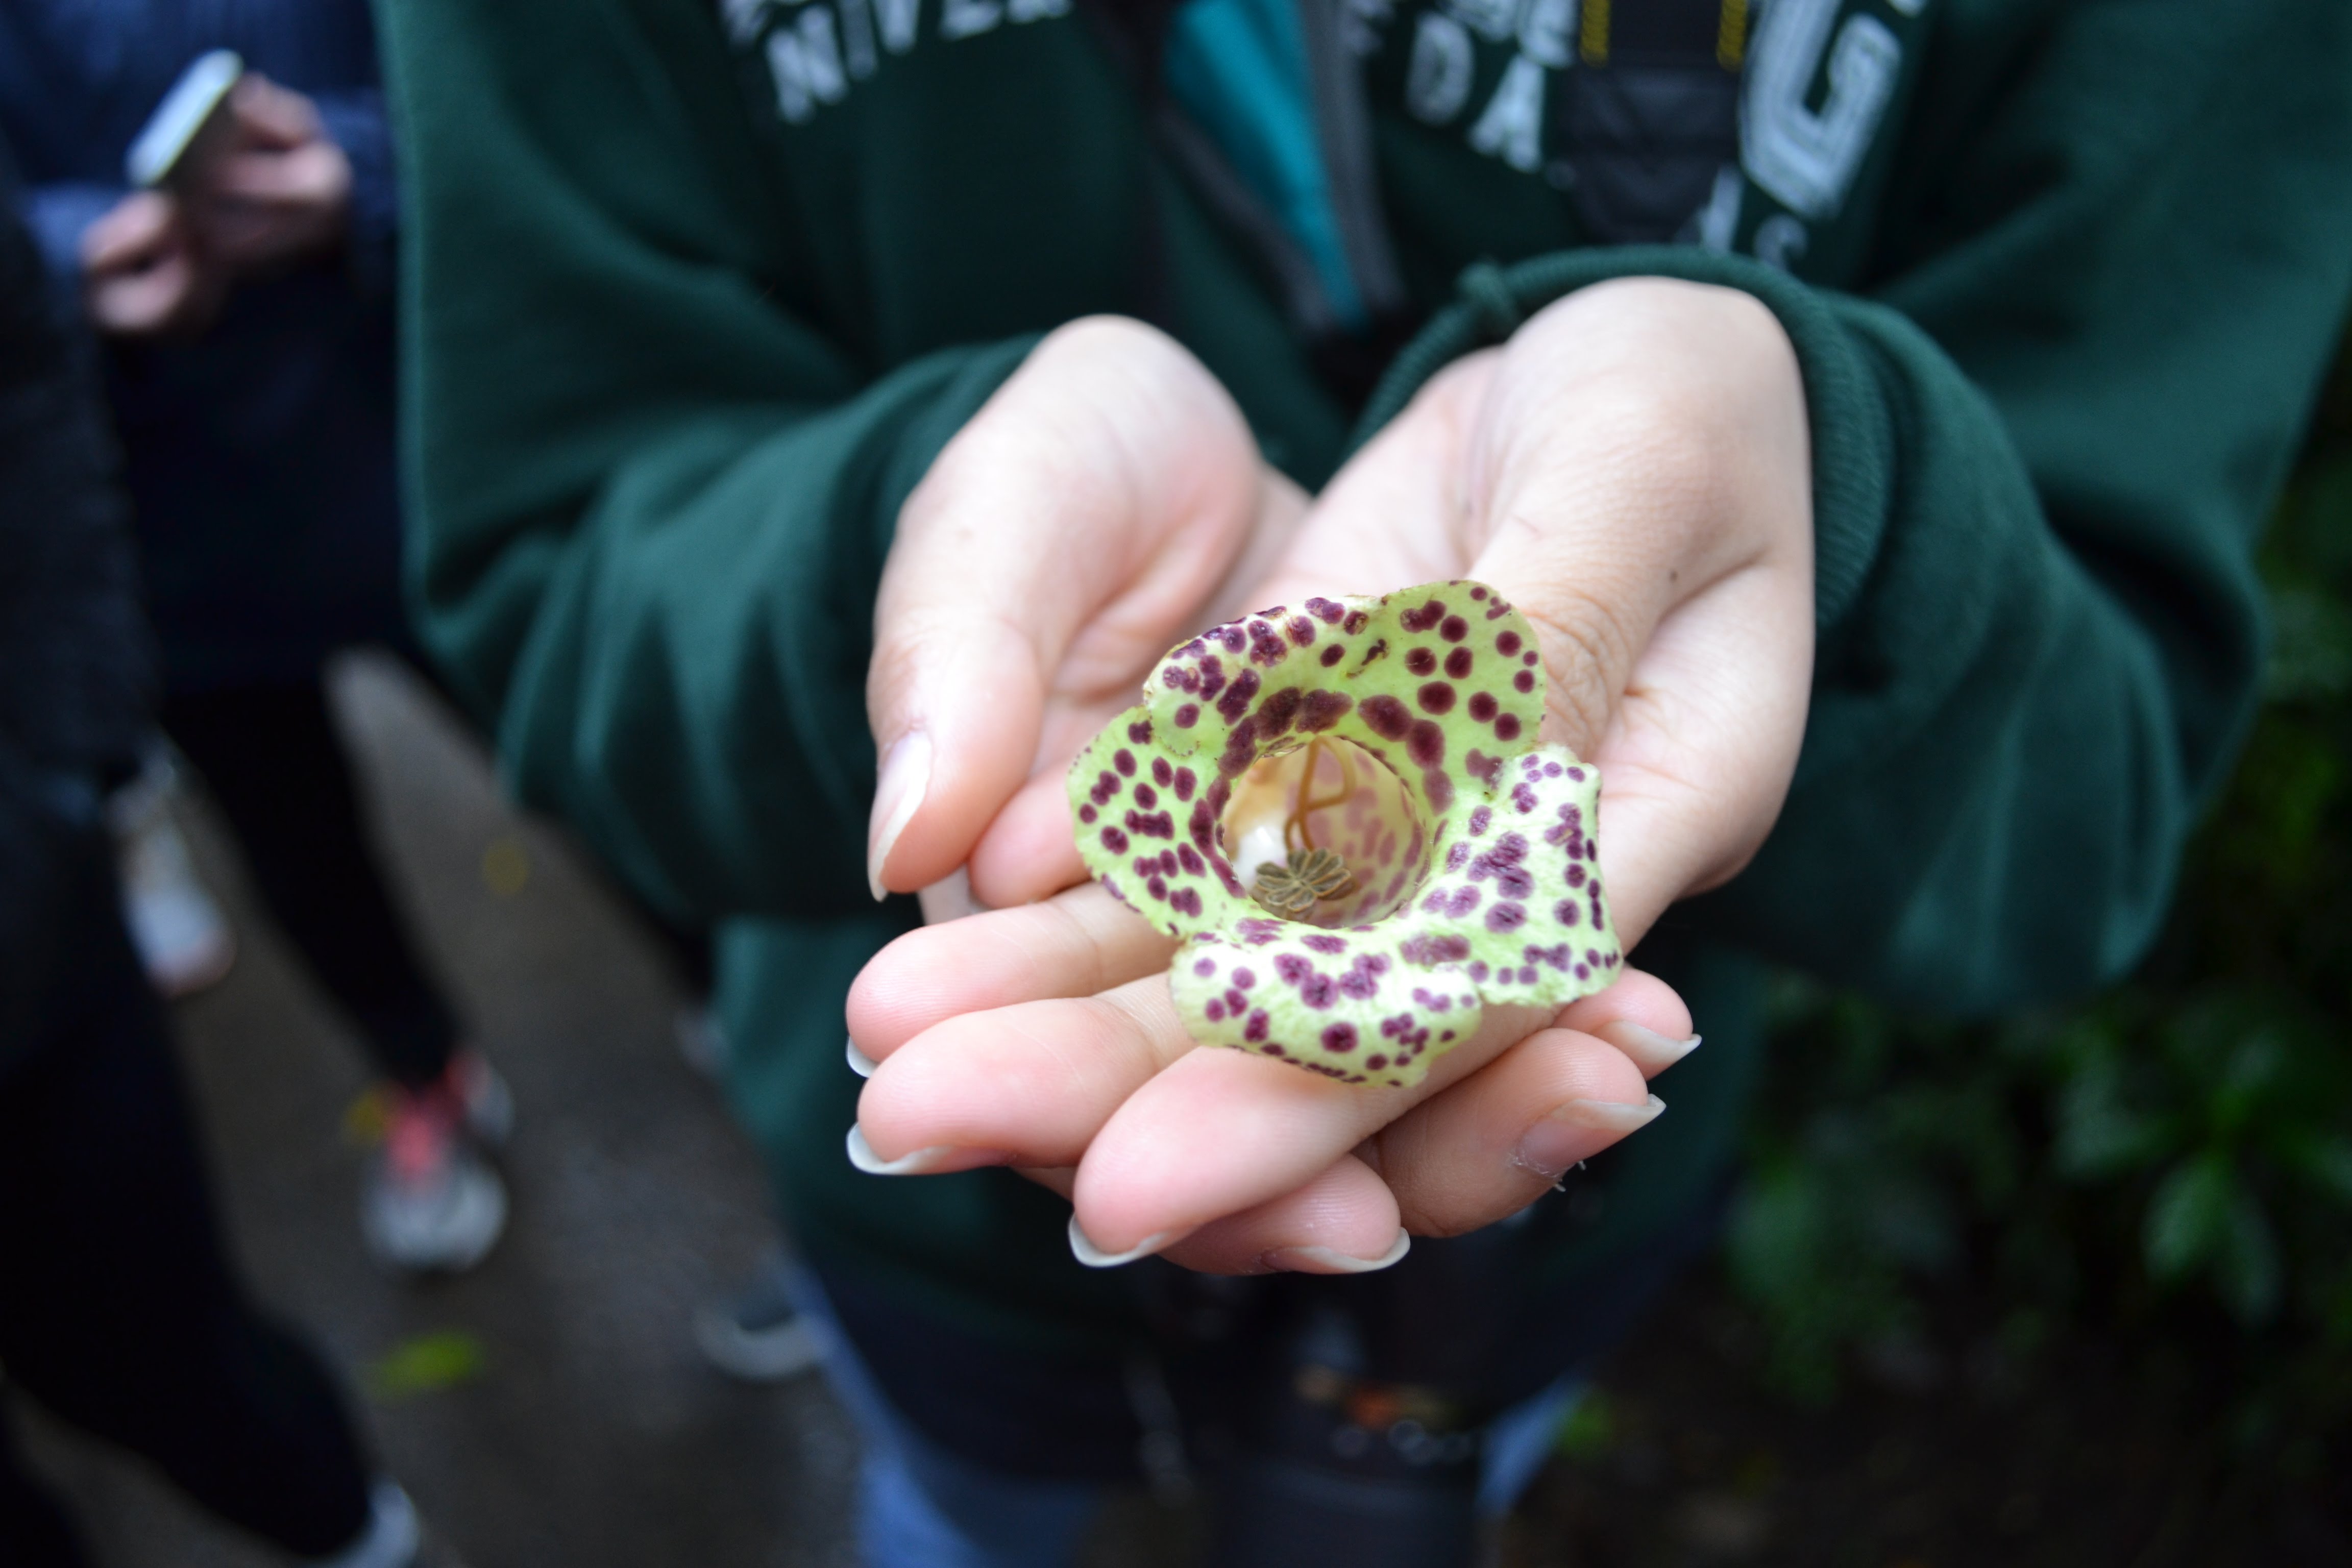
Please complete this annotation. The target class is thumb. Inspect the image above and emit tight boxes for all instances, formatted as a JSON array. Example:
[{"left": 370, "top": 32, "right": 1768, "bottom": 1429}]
[
  {"left": 866, "top": 317, "right": 1261, "bottom": 902},
  {"left": 1459, "top": 281, "right": 1815, "bottom": 942}
]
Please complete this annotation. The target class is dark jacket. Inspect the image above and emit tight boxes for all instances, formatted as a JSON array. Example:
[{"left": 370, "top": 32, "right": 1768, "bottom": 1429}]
[
  {"left": 0, "top": 141, "right": 150, "bottom": 1062},
  {"left": 0, "top": 0, "right": 404, "bottom": 693}
]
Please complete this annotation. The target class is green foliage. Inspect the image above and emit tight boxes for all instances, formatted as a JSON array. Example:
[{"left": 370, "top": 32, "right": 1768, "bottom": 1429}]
[
  {"left": 363, "top": 1329, "right": 491, "bottom": 1402},
  {"left": 1729, "top": 344, "right": 2352, "bottom": 1455},
  {"left": 1553, "top": 1387, "right": 1617, "bottom": 1461}
]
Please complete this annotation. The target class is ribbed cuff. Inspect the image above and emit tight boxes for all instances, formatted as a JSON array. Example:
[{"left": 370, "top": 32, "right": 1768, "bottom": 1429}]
[{"left": 1350, "top": 248, "right": 1896, "bottom": 634}]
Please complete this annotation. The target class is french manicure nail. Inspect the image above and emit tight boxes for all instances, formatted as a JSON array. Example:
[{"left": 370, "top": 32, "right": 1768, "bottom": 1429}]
[
  {"left": 1595, "top": 1021, "right": 1702, "bottom": 1075},
  {"left": 846, "top": 1037, "right": 879, "bottom": 1079},
  {"left": 1512, "top": 1093, "right": 1667, "bottom": 1179},
  {"left": 845, "top": 1124, "right": 955, "bottom": 1175},
  {"left": 1264, "top": 1231, "right": 1413, "bottom": 1275},
  {"left": 1067, "top": 1215, "right": 1175, "bottom": 1269},
  {"left": 867, "top": 730, "right": 933, "bottom": 902}
]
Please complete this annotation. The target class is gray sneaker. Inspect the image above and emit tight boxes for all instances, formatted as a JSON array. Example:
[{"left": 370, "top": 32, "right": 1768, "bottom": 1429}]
[
  {"left": 114, "top": 779, "right": 236, "bottom": 998},
  {"left": 361, "top": 1069, "right": 509, "bottom": 1274},
  {"left": 694, "top": 1259, "right": 824, "bottom": 1382}
]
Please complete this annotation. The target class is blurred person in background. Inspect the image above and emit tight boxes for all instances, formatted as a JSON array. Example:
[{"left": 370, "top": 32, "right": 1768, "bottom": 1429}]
[
  {"left": 377, "top": 0, "right": 2352, "bottom": 1564},
  {"left": 0, "top": 2, "right": 512, "bottom": 1273},
  {"left": 0, "top": 136, "right": 453, "bottom": 1568}
]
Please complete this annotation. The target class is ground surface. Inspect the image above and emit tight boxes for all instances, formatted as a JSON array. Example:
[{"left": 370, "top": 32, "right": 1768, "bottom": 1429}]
[{"left": 22, "top": 654, "right": 862, "bottom": 1567}]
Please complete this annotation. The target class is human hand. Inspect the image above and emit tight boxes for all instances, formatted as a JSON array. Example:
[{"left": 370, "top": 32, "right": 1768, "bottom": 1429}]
[
  {"left": 852, "top": 280, "right": 1814, "bottom": 1272},
  {"left": 180, "top": 75, "right": 352, "bottom": 274},
  {"left": 863, "top": 315, "right": 1308, "bottom": 915},
  {"left": 81, "top": 190, "right": 225, "bottom": 338}
]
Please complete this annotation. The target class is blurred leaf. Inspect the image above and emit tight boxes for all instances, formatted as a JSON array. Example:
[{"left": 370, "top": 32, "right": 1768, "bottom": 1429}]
[
  {"left": 1860, "top": 1173, "right": 1960, "bottom": 1276},
  {"left": 2054, "top": 1056, "right": 2175, "bottom": 1180},
  {"left": 1554, "top": 1388, "right": 1615, "bottom": 1460},
  {"left": 2278, "top": 1133, "right": 2352, "bottom": 1209},
  {"left": 2280, "top": 456, "right": 2352, "bottom": 578},
  {"left": 2217, "top": 1188, "right": 2284, "bottom": 1326},
  {"left": 364, "top": 1330, "right": 489, "bottom": 1403},
  {"left": 2145, "top": 1151, "right": 2235, "bottom": 1282},
  {"left": 341, "top": 1085, "right": 392, "bottom": 1148},
  {"left": 2264, "top": 584, "right": 2352, "bottom": 703},
  {"left": 2208, "top": 1028, "right": 2287, "bottom": 1139}
]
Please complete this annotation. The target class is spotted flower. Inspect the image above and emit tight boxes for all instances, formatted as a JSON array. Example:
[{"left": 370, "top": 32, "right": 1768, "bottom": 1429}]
[{"left": 1066, "top": 581, "right": 1622, "bottom": 1088}]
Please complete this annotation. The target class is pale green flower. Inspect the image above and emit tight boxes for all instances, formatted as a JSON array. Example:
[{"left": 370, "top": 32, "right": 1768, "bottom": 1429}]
[{"left": 1067, "top": 581, "right": 1622, "bottom": 1088}]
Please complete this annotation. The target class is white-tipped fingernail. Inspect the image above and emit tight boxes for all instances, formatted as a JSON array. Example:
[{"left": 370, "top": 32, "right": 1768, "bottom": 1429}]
[
  {"left": 1264, "top": 1231, "right": 1413, "bottom": 1275},
  {"left": 867, "top": 730, "right": 932, "bottom": 902},
  {"left": 846, "top": 1124, "right": 954, "bottom": 1175},
  {"left": 846, "top": 1037, "right": 879, "bottom": 1079},
  {"left": 1552, "top": 1092, "right": 1667, "bottom": 1135},
  {"left": 1067, "top": 1215, "right": 1175, "bottom": 1269},
  {"left": 1595, "top": 1021, "right": 1701, "bottom": 1075},
  {"left": 1514, "top": 1094, "right": 1667, "bottom": 1180}
]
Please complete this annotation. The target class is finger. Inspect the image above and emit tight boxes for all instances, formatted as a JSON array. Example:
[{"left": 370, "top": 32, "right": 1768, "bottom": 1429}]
[
  {"left": 1151, "top": 1155, "right": 1406, "bottom": 1276},
  {"left": 845, "top": 882, "right": 1172, "bottom": 1058},
  {"left": 88, "top": 253, "right": 201, "bottom": 337},
  {"left": 1455, "top": 283, "right": 1812, "bottom": 946},
  {"left": 80, "top": 191, "right": 178, "bottom": 276},
  {"left": 206, "top": 142, "right": 347, "bottom": 206},
  {"left": 1463, "top": 280, "right": 1810, "bottom": 755},
  {"left": 228, "top": 74, "right": 322, "bottom": 148},
  {"left": 961, "top": 465, "right": 1314, "bottom": 904},
  {"left": 1066, "top": 998, "right": 1551, "bottom": 1253},
  {"left": 1580, "top": 558, "right": 1814, "bottom": 946},
  {"left": 866, "top": 317, "right": 1261, "bottom": 905},
  {"left": 852, "top": 974, "right": 1182, "bottom": 1173},
  {"left": 1554, "top": 965, "right": 1699, "bottom": 1074},
  {"left": 1361, "top": 1027, "right": 1661, "bottom": 1238},
  {"left": 963, "top": 769, "right": 1089, "bottom": 903},
  {"left": 1007, "top": 1159, "right": 1408, "bottom": 1276}
]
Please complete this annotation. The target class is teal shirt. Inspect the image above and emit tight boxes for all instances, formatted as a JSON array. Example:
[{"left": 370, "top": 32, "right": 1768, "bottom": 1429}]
[{"left": 379, "top": 0, "right": 2352, "bottom": 1349}]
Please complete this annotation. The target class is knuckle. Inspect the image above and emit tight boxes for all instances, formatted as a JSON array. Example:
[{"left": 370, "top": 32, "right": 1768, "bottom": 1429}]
[
  {"left": 1391, "top": 1192, "right": 1487, "bottom": 1241},
  {"left": 1520, "top": 595, "right": 1631, "bottom": 748}
]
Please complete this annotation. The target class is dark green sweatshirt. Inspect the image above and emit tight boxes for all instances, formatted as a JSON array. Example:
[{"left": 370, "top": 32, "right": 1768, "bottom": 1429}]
[{"left": 378, "top": 0, "right": 2352, "bottom": 1351}]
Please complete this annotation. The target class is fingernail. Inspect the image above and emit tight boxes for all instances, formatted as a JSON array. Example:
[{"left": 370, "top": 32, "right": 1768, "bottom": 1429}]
[
  {"left": 1263, "top": 1231, "right": 1413, "bottom": 1275},
  {"left": 845, "top": 1124, "right": 955, "bottom": 1175},
  {"left": 1067, "top": 1215, "right": 1175, "bottom": 1269},
  {"left": 1595, "top": 1021, "right": 1702, "bottom": 1075},
  {"left": 867, "top": 730, "right": 932, "bottom": 902},
  {"left": 846, "top": 1037, "right": 879, "bottom": 1079},
  {"left": 1513, "top": 1093, "right": 1667, "bottom": 1179}
]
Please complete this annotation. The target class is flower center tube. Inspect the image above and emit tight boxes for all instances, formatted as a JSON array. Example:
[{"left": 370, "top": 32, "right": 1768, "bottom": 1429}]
[{"left": 1219, "top": 735, "right": 1427, "bottom": 928}]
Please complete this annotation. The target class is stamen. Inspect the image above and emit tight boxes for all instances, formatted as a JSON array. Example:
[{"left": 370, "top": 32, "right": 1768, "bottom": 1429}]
[{"left": 1251, "top": 846, "right": 1359, "bottom": 918}]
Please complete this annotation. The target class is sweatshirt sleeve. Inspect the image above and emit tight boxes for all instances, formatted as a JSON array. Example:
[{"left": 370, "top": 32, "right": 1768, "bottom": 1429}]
[
  {"left": 13, "top": 180, "right": 116, "bottom": 309},
  {"left": 377, "top": 0, "right": 1033, "bottom": 924},
  {"left": 1359, "top": 0, "right": 2352, "bottom": 1013}
]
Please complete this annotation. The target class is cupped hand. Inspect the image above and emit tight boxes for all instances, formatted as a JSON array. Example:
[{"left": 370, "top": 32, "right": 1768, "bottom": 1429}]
[
  {"left": 853, "top": 279, "right": 1815, "bottom": 1272},
  {"left": 865, "top": 315, "right": 1306, "bottom": 912}
]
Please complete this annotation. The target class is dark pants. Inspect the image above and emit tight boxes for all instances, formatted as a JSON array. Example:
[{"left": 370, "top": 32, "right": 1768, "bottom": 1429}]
[
  {"left": 163, "top": 677, "right": 457, "bottom": 1089},
  {"left": 0, "top": 834, "right": 375, "bottom": 1565}
]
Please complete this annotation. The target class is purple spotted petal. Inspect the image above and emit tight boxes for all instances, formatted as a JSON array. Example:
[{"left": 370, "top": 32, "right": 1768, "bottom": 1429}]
[
  {"left": 1169, "top": 929, "right": 1481, "bottom": 1089},
  {"left": 1068, "top": 580, "right": 1621, "bottom": 1088}
]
